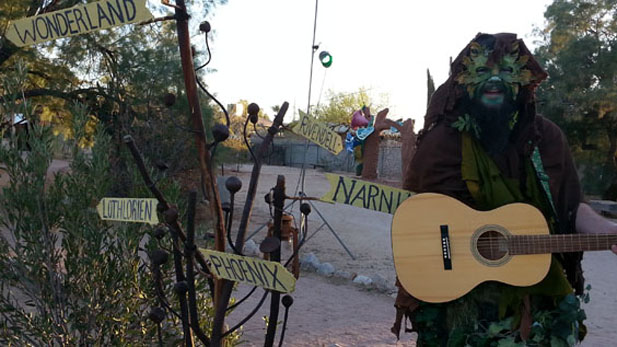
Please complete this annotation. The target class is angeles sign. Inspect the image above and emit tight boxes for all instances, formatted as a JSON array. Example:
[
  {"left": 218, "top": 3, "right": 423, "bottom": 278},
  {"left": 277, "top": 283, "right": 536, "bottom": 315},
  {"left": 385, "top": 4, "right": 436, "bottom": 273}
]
[
  {"left": 96, "top": 197, "right": 159, "bottom": 225},
  {"left": 292, "top": 110, "right": 343, "bottom": 155},
  {"left": 6, "top": 0, "right": 153, "bottom": 47},
  {"left": 320, "top": 173, "right": 414, "bottom": 214},
  {"left": 200, "top": 249, "right": 296, "bottom": 293}
]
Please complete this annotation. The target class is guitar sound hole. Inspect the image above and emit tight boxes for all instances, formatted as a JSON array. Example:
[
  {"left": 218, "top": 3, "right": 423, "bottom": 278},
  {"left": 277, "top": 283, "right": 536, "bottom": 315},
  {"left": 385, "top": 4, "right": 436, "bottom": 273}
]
[{"left": 476, "top": 230, "right": 508, "bottom": 261}]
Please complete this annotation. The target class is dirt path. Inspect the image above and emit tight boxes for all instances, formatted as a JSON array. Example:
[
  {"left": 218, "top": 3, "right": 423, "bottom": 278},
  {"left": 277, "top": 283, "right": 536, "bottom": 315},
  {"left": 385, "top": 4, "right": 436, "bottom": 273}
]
[{"left": 223, "top": 164, "right": 617, "bottom": 346}]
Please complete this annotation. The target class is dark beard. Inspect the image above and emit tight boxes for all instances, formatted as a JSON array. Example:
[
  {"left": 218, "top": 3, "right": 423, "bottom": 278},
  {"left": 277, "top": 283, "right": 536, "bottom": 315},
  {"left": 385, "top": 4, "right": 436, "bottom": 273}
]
[{"left": 463, "top": 95, "right": 517, "bottom": 156}]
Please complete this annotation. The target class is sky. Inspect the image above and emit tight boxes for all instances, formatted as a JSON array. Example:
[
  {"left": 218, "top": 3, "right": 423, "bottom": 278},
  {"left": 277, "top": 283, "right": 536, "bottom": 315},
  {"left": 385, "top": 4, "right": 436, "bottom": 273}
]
[{"left": 202, "top": 0, "right": 553, "bottom": 128}]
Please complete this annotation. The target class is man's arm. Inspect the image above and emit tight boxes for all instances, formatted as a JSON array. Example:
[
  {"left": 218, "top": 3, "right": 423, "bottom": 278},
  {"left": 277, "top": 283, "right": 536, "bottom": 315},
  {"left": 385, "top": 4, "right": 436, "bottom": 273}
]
[{"left": 575, "top": 203, "right": 617, "bottom": 254}]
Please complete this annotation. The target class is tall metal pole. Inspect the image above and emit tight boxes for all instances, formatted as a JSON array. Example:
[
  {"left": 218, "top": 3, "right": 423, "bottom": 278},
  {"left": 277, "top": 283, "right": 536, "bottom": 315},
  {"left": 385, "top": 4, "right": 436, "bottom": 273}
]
[
  {"left": 297, "top": 0, "right": 320, "bottom": 197},
  {"left": 306, "top": 0, "right": 319, "bottom": 116}
]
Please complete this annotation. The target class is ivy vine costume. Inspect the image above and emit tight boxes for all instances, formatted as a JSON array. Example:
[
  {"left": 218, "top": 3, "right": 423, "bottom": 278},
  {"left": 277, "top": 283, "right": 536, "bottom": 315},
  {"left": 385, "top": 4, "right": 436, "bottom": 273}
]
[{"left": 394, "top": 33, "right": 586, "bottom": 346}]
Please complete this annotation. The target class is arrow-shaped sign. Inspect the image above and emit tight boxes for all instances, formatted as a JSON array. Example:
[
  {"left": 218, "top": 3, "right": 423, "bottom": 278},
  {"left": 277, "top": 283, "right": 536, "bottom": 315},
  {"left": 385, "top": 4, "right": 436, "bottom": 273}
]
[
  {"left": 96, "top": 197, "right": 159, "bottom": 225},
  {"left": 200, "top": 249, "right": 296, "bottom": 293},
  {"left": 6, "top": 0, "right": 153, "bottom": 47},
  {"left": 292, "top": 110, "right": 344, "bottom": 155}
]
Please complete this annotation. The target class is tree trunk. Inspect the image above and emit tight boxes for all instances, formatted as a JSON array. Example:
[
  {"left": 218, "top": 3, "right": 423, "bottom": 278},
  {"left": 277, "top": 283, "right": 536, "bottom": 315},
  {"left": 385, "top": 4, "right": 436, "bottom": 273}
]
[
  {"left": 602, "top": 126, "right": 617, "bottom": 199},
  {"left": 361, "top": 109, "right": 417, "bottom": 181}
]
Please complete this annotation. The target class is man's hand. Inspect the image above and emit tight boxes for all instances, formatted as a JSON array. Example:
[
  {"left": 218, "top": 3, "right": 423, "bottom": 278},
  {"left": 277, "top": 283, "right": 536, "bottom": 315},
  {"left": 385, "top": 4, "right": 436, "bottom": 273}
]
[{"left": 576, "top": 203, "right": 617, "bottom": 255}]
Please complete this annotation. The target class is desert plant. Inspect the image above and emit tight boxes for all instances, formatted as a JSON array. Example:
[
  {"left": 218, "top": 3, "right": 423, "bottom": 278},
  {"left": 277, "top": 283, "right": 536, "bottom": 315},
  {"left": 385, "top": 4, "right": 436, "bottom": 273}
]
[{"left": 0, "top": 65, "right": 231, "bottom": 346}]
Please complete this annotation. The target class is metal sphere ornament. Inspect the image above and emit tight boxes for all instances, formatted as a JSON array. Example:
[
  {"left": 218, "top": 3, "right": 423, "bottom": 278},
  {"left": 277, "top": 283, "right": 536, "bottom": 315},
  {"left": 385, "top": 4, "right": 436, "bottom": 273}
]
[{"left": 319, "top": 51, "right": 333, "bottom": 68}]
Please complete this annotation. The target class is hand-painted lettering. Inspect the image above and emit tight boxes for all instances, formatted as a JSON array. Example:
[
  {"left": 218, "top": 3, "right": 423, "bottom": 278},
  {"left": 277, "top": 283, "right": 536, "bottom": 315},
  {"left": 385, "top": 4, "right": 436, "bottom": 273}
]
[
  {"left": 322, "top": 173, "right": 414, "bottom": 214},
  {"left": 379, "top": 189, "right": 393, "bottom": 214},
  {"left": 368, "top": 184, "right": 379, "bottom": 211},
  {"left": 246, "top": 260, "right": 266, "bottom": 286},
  {"left": 263, "top": 263, "right": 287, "bottom": 292},
  {"left": 209, "top": 255, "right": 223, "bottom": 275},
  {"left": 73, "top": 8, "right": 87, "bottom": 32},
  {"left": 123, "top": 0, "right": 137, "bottom": 21},
  {"left": 6, "top": 0, "right": 152, "bottom": 47},
  {"left": 238, "top": 260, "right": 252, "bottom": 283},
  {"left": 350, "top": 184, "right": 367, "bottom": 208}
]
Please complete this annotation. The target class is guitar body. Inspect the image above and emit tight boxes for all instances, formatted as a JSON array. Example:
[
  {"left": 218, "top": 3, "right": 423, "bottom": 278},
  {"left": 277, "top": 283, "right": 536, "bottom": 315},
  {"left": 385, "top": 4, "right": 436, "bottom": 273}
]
[{"left": 392, "top": 193, "right": 551, "bottom": 303}]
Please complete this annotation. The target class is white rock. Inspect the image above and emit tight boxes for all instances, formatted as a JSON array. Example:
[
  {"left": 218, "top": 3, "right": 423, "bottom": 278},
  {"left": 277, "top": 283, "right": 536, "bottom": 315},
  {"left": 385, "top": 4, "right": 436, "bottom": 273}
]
[
  {"left": 352, "top": 275, "right": 372, "bottom": 286},
  {"left": 243, "top": 240, "right": 260, "bottom": 257},
  {"left": 317, "top": 262, "right": 335, "bottom": 276},
  {"left": 299, "top": 252, "right": 320, "bottom": 271},
  {"left": 334, "top": 270, "right": 354, "bottom": 280},
  {"left": 370, "top": 274, "right": 391, "bottom": 292}
]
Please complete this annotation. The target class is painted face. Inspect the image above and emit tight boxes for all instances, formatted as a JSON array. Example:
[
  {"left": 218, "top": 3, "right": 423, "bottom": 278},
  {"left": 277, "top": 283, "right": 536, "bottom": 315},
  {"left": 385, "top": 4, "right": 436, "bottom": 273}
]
[{"left": 456, "top": 41, "right": 533, "bottom": 109}]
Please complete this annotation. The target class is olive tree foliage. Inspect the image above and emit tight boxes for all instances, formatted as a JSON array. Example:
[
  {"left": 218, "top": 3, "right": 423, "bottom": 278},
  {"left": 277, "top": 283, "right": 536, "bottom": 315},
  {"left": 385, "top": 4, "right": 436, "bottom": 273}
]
[
  {"left": 534, "top": 0, "right": 617, "bottom": 196},
  {"left": 0, "top": 1, "right": 237, "bottom": 345},
  {"left": 0, "top": 0, "right": 225, "bottom": 179}
]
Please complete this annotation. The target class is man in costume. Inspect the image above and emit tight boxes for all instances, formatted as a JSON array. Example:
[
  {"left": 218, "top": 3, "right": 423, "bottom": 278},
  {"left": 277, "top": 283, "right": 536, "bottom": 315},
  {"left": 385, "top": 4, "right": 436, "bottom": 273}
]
[{"left": 393, "top": 33, "right": 617, "bottom": 346}]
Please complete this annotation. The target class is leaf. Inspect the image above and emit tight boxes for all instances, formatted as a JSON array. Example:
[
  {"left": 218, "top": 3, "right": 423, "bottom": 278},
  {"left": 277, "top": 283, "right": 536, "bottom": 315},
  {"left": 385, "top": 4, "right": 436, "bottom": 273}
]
[
  {"left": 496, "top": 337, "right": 524, "bottom": 347},
  {"left": 550, "top": 336, "right": 569, "bottom": 347}
]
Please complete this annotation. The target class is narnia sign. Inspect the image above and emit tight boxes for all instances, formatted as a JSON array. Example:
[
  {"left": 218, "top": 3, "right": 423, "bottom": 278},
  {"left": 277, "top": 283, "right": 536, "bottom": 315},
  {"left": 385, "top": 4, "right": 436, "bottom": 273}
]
[
  {"left": 96, "top": 197, "right": 159, "bottom": 225},
  {"left": 292, "top": 110, "right": 343, "bottom": 155},
  {"left": 6, "top": 0, "right": 153, "bottom": 47},
  {"left": 320, "top": 173, "right": 414, "bottom": 214},
  {"left": 201, "top": 250, "right": 296, "bottom": 293}
]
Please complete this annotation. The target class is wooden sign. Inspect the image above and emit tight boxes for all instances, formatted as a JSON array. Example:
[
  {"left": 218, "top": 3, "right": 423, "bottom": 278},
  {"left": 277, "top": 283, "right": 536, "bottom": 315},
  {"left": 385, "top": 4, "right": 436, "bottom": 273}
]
[
  {"left": 320, "top": 173, "right": 414, "bottom": 214},
  {"left": 200, "top": 249, "right": 296, "bottom": 293},
  {"left": 292, "top": 110, "right": 343, "bottom": 155},
  {"left": 96, "top": 197, "right": 159, "bottom": 225},
  {"left": 6, "top": 0, "right": 153, "bottom": 47}
]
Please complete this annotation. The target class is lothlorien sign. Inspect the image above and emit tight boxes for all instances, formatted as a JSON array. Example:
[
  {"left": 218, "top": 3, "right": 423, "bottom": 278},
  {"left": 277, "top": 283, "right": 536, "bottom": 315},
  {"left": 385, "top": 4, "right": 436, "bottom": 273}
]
[
  {"left": 6, "top": 0, "right": 153, "bottom": 47},
  {"left": 96, "top": 197, "right": 159, "bottom": 225}
]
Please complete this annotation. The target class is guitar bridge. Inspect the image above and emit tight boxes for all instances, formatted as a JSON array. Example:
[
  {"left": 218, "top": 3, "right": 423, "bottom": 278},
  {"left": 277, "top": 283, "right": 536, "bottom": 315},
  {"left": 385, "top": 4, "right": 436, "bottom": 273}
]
[{"left": 440, "top": 225, "right": 452, "bottom": 270}]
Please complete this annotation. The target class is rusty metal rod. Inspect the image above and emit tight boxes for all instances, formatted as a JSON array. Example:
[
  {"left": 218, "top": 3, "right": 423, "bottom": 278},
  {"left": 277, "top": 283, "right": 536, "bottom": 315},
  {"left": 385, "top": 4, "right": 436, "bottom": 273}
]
[
  {"left": 165, "top": 208, "right": 194, "bottom": 347},
  {"left": 264, "top": 175, "right": 285, "bottom": 346},
  {"left": 173, "top": 0, "right": 227, "bottom": 307},
  {"left": 185, "top": 190, "right": 211, "bottom": 345},
  {"left": 123, "top": 135, "right": 215, "bottom": 295}
]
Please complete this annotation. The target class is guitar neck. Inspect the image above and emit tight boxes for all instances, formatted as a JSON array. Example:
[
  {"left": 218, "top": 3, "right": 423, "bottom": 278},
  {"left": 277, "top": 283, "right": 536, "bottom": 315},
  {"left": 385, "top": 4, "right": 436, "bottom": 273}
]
[{"left": 508, "top": 234, "right": 617, "bottom": 255}]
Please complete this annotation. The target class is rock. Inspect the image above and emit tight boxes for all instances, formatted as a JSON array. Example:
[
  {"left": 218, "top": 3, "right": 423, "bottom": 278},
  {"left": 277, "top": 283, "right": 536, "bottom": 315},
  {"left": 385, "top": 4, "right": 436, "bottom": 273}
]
[
  {"left": 352, "top": 275, "right": 372, "bottom": 287},
  {"left": 300, "top": 252, "right": 320, "bottom": 271},
  {"left": 370, "top": 274, "right": 391, "bottom": 292},
  {"left": 243, "top": 240, "right": 260, "bottom": 257},
  {"left": 317, "top": 262, "right": 335, "bottom": 276},
  {"left": 334, "top": 270, "right": 354, "bottom": 280}
]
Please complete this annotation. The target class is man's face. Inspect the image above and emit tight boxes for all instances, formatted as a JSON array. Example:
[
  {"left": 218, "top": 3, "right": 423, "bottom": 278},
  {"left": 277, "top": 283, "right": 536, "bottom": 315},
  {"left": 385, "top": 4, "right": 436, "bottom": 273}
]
[{"left": 456, "top": 41, "right": 532, "bottom": 110}]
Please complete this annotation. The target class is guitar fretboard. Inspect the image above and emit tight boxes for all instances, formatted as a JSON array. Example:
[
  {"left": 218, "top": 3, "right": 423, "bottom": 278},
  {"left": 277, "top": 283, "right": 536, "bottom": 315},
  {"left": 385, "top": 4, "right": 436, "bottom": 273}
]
[{"left": 508, "top": 234, "right": 617, "bottom": 255}]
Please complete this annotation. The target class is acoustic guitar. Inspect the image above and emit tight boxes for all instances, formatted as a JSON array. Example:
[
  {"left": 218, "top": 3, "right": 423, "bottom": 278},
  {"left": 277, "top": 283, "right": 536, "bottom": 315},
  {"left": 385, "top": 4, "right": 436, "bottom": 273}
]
[{"left": 391, "top": 193, "right": 617, "bottom": 303}]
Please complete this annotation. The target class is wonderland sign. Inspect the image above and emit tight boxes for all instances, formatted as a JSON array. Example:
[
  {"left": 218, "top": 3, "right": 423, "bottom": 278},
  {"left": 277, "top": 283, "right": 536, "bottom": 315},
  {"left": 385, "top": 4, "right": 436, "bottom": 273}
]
[{"left": 6, "top": 0, "right": 153, "bottom": 47}]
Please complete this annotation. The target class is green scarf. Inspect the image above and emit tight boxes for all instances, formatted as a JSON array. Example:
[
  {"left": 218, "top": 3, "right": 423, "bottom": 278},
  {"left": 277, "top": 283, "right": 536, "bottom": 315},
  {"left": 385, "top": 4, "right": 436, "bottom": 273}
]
[{"left": 461, "top": 132, "right": 573, "bottom": 309}]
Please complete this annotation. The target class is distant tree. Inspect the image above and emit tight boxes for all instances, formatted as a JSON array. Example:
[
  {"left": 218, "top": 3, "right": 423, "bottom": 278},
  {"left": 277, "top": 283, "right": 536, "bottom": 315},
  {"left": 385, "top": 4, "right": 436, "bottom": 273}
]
[
  {"left": 534, "top": 0, "right": 617, "bottom": 196},
  {"left": 312, "top": 87, "right": 388, "bottom": 124},
  {"left": 427, "top": 68, "right": 435, "bottom": 108}
]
